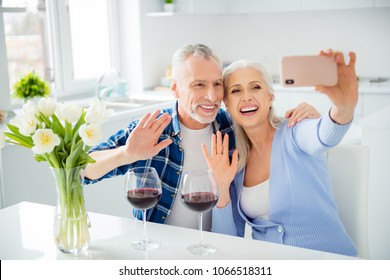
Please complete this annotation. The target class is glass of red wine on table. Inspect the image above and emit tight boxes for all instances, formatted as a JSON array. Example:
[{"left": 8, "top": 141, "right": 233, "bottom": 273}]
[
  {"left": 180, "top": 169, "right": 219, "bottom": 256},
  {"left": 124, "top": 166, "right": 162, "bottom": 250}
]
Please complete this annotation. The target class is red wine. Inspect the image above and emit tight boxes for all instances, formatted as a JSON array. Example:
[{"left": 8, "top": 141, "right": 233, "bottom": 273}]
[
  {"left": 181, "top": 192, "right": 218, "bottom": 213},
  {"left": 127, "top": 188, "right": 162, "bottom": 210}
]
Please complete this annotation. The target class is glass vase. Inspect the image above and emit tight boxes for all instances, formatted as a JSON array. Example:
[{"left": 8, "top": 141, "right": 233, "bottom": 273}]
[{"left": 50, "top": 167, "right": 90, "bottom": 254}]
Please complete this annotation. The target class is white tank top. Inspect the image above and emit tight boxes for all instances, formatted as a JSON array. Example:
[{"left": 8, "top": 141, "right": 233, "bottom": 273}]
[
  {"left": 240, "top": 179, "right": 270, "bottom": 220},
  {"left": 165, "top": 123, "right": 213, "bottom": 230}
]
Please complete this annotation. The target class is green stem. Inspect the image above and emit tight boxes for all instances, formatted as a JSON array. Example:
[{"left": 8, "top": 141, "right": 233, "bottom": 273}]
[{"left": 52, "top": 167, "right": 90, "bottom": 254}]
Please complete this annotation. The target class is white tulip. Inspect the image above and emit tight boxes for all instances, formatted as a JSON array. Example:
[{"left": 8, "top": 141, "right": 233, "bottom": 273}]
[
  {"left": 9, "top": 117, "right": 23, "bottom": 129},
  {"left": 85, "top": 98, "right": 113, "bottom": 125},
  {"left": 79, "top": 123, "right": 102, "bottom": 146},
  {"left": 22, "top": 100, "right": 39, "bottom": 117},
  {"left": 0, "top": 130, "right": 5, "bottom": 149},
  {"left": 56, "top": 103, "right": 82, "bottom": 123},
  {"left": 31, "top": 128, "right": 61, "bottom": 154},
  {"left": 38, "top": 97, "right": 56, "bottom": 117},
  {"left": 18, "top": 113, "right": 39, "bottom": 136}
]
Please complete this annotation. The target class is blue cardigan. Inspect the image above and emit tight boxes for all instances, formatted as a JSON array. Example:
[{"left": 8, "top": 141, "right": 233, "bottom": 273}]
[{"left": 212, "top": 111, "right": 357, "bottom": 256}]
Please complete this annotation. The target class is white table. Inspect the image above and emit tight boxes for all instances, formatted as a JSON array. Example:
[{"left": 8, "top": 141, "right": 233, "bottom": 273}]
[{"left": 0, "top": 202, "right": 356, "bottom": 260}]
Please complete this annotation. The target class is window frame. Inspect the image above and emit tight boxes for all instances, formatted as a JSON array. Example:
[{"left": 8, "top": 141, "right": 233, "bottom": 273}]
[
  {"left": 0, "top": 0, "right": 120, "bottom": 107},
  {"left": 47, "top": 0, "right": 120, "bottom": 98}
]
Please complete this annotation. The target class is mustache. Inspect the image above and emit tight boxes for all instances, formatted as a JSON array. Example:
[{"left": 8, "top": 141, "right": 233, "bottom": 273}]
[{"left": 190, "top": 102, "right": 220, "bottom": 112}]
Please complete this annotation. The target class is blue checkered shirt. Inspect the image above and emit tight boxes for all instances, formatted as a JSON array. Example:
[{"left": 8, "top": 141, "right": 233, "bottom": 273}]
[{"left": 84, "top": 102, "right": 235, "bottom": 224}]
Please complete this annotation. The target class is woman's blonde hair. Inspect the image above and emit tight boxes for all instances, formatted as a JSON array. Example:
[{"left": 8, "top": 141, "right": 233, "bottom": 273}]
[{"left": 222, "top": 60, "right": 284, "bottom": 171}]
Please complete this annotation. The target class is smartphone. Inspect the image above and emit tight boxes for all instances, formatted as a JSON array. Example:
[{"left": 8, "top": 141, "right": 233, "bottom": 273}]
[{"left": 280, "top": 55, "right": 337, "bottom": 87}]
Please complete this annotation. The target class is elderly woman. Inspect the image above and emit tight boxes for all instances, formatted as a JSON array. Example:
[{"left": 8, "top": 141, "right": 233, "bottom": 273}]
[{"left": 202, "top": 50, "right": 358, "bottom": 256}]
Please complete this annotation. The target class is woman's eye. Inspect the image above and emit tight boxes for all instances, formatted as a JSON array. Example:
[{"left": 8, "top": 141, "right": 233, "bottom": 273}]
[
  {"left": 252, "top": 84, "right": 262, "bottom": 90},
  {"left": 231, "top": 89, "right": 240, "bottom": 94}
]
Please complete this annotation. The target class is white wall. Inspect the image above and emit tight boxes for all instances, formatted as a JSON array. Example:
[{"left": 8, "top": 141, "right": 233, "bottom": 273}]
[{"left": 138, "top": 8, "right": 390, "bottom": 89}]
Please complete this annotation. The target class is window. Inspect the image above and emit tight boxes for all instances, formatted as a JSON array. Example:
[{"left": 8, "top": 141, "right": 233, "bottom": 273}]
[
  {"left": 0, "top": 0, "right": 50, "bottom": 107},
  {"left": 50, "top": 0, "right": 117, "bottom": 97},
  {"left": 0, "top": 0, "right": 118, "bottom": 107},
  {"left": 68, "top": 0, "right": 111, "bottom": 80}
]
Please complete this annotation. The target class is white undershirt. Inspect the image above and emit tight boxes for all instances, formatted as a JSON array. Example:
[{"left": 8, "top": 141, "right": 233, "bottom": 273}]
[
  {"left": 240, "top": 180, "right": 270, "bottom": 220},
  {"left": 165, "top": 123, "right": 213, "bottom": 230}
]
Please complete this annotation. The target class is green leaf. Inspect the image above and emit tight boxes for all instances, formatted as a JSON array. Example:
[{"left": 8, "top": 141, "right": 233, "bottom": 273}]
[
  {"left": 4, "top": 132, "right": 33, "bottom": 148},
  {"left": 33, "top": 154, "right": 47, "bottom": 162},
  {"left": 51, "top": 114, "right": 65, "bottom": 137},
  {"left": 64, "top": 122, "right": 72, "bottom": 144},
  {"left": 73, "top": 110, "right": 86, "bottom": 135},
  {"left": 65, "top": 141, "right": 83, "bottom": 168},
  {"left": 7, "top": 123, "right": 22, "bottom": 135},
  {"left": 38, "top": 113, "right": 52, "bottom": 128},
  {"left": 49, "top": 151, "right": 60, "bottom": 168}
]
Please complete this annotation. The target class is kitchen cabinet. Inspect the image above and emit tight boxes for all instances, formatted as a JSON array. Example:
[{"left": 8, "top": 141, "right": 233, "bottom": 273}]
[
  {"left": 273, "top": 85, "right": 389, "bottom": 122},
  {"left": 362, "top": 92, "right": 390, "bottom": 117},
  {"left": 301, "top": 0, "right": 373, "bottom": 11}
]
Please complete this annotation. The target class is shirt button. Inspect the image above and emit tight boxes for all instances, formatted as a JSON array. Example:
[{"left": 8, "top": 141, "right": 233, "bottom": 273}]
[
  {"left": 178, "top": 132, "right": 181, "bottom": 138},
  {"left": 162, "top": 216, "right": 166, "bottom": 220},
  {"left": 176, "top": 171, "right": 181, "bottom": 174},
  {"left": 171, "top": 132, "right": 175, "bottom": 136},
  {"left": 178, "top": 146, "right": 183, "bottom": 151},
  {"left": 171, "top": 194, "right": 174, "bottom": 198},
  {"left": 277, "top": 226, "right": 284, "bottom": 233}
]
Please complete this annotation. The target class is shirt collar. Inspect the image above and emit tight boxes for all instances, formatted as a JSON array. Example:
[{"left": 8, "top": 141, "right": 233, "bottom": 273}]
[{"left": 170, "top": 101, "right": 181, "bottom": 137}]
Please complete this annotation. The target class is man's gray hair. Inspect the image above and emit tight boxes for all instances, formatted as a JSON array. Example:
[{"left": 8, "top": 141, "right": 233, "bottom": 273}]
[{"left": 170, "top": 44, "right": 221, "bottom": 80}]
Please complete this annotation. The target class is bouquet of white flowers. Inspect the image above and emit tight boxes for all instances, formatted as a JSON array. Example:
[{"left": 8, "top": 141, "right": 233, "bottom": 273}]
[
  {"left": 1, "top": 97, "right": 113, "bottom": 166},
  {"left": 0, "top": 97, "right": 113, "bottom": 254}
]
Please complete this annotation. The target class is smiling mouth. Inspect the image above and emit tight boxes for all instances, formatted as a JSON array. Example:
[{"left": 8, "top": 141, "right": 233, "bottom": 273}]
[
  {"left": 240, "top": 106, "right": 258, "bottom": 114},
  {"left": 199, "top": 104, "right": 216, "bottom": 113}
]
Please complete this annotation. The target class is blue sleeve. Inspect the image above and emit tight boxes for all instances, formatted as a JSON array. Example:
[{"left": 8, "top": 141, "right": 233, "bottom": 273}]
[
  {"left": 292, "top": 108, "right": 352, "bottom": 156},
  {"left": 212, "top": 202, "right": 239, "bottom": 236},
  {"left": 212, "top": 174, "right": 246, "bottom": 237},
  {"left": 83, "top": 120, "right": 139, "bottom": 185}
]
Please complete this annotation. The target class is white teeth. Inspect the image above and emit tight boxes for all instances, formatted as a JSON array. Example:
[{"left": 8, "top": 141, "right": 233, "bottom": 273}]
[
  {"left": 240, "top": 106, "right": 258, "bottom": 112},
  {"left": 200, "top": 105, "right": 215, "bottom": 109}
]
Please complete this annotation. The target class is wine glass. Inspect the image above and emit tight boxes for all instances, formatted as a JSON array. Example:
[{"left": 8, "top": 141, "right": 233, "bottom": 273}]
[
  {"left": 124, "top": 166, "right": 162, "bottom": 250},
  {"left": 180, "top": 169, "right": 219, "bottom": 255}
]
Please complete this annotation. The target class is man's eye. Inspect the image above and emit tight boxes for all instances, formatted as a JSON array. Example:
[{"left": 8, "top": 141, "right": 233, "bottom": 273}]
[
  {"left": 214, "top": 82, "right": 223, "bottom": 87},
  {"left": 195, "top": 83, "right": 205, "bottom": 88}
]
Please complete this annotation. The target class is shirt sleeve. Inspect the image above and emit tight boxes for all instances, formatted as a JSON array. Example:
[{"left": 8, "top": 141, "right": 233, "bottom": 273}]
[
  {"left": 292, "top": 108, "right": 352, "bottom": 156},
  {"left": 83, "top": 121, "right": 138, "bottom": 185},
  {"left": 211, "top": 172, "right": 247, "bottom": 237},
  {"left": 212, "top": 202, "right": 240, "bottom": 236}
]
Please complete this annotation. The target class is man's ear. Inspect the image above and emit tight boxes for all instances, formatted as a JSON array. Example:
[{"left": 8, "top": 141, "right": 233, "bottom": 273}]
[{"left": 171, "top": 80, "right": 179, "bottom": 98}]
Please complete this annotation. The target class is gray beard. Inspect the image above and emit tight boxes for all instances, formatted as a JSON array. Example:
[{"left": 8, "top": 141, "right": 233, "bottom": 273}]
[{"left": 180, "top": 101, "right": 219, "bottom": 124}]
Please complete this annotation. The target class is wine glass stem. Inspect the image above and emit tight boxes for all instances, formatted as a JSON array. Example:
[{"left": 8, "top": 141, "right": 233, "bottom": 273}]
[
  {"left": 142, "top": 209, "right": 148, "bottom": 241},
  {"left": 198, "top": 213, "right": 203, "bottom": 245}
]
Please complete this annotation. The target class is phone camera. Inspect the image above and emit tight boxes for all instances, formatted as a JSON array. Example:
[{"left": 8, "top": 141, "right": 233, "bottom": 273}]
[{"left": 285, "top": 79, "right": 294, "bottom": 85}]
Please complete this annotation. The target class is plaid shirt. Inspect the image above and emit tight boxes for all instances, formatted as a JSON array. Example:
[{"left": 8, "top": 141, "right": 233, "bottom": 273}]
[{"left": 84, "top": 102, "right": 235, "bottom": 224}]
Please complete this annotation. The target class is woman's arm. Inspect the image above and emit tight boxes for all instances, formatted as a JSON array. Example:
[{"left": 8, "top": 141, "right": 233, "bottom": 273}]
[{"left": 293, "top": 50, "right": 358, "bottom": 155}]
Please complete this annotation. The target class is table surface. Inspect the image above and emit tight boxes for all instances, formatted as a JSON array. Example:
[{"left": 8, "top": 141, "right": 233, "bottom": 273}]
[{"left": 0, "top": 202, "right": 357, "bottom": 260}]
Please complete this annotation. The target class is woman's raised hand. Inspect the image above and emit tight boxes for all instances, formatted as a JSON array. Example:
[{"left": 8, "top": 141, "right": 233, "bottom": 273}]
[
  {"left": 315, "top": 49, "right": 358, "bottom": 124},
  {"left": 202, "top": 131, "right": 238, "bottom": 207}
]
